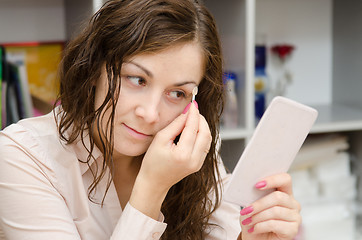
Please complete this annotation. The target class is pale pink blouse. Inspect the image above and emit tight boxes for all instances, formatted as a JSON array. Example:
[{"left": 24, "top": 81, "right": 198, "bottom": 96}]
[{"left": 0, "top": 110, "right": 241, "bottom": 240}]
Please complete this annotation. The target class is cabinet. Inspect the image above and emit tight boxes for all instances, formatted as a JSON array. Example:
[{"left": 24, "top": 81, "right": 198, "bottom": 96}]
[
  {"left": 205, "top": 0, "right": 362, "bottom": 172},
  {"left": 206, "top": 0, "right": 362, "bottom": 238},
  {"left": 205, "top": 0, "right": 255, "bottom": 171}
]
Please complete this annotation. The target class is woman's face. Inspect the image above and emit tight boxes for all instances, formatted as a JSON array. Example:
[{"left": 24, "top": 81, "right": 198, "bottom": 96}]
[{"left": 94, "top": 42, "right": 205, "bottom": 158}]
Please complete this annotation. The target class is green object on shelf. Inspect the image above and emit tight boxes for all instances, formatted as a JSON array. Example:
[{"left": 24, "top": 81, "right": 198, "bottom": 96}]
[{"left": 0, "top": 46, "right": 2, "bottom": 129}]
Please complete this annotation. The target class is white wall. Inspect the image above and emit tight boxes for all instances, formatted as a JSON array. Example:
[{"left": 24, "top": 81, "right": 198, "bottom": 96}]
[
  {"left": 0, "top": 0, "right": 333, "bottom": 106},
  {"left": 0, "top": 0, "right": 66, "bottom": 43},
  {"left": 255, "top": 0, "right": 333, "bottom": 105}
]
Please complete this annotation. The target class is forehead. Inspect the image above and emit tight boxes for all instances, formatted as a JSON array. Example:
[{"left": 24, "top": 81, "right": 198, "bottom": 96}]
[
  {"left": 128, "top": 42, "right": 204, "bottom": 65},
  {"left": 124, "top": 42, "right": 205, "bottom": 84}
]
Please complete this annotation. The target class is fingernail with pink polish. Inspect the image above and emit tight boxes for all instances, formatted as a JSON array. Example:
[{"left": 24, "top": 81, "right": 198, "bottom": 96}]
[
  {"left": 193, "top": 100, "right": 198, "bottom": 109},
  {"left": 248, "top": 227, "right": 254, "bottom": 233},
  {"left": 183, "top": 103, "right": 191, "bottom": 114},
  {"left": 242, "top": 217, "right": 252, "bottom": 225},
  {"left": 240, "top": 206, "right": 253, "bottom": 215},
  {"left": 255, "top": 180, "right": 267, "bottom": 189}
]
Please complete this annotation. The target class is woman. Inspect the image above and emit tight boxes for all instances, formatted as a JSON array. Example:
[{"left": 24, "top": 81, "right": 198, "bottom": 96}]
[{"left": 0, "top": 0, "right": 301, "bottom": 239}]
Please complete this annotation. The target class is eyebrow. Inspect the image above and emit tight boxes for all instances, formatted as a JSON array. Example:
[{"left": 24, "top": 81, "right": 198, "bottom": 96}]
[
  {"left": 127, "top": 61, "right": 153, "bottom": 78},
  {"left": 126, "top": 61, "right": 198, "bottom": 87},
  {"left": 174, "top": 81, "right": 197, "bottom": 87}
]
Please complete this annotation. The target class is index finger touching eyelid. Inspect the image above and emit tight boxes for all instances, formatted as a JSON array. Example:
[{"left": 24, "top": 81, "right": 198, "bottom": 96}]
[{"left": 174, "top": 104, "right": 200, "bottom": 153}]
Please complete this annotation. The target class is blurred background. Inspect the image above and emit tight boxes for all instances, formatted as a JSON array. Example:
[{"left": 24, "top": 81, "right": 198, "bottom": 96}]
[{"left": 1, "top": 0, "right": 362, "bottom": 239}]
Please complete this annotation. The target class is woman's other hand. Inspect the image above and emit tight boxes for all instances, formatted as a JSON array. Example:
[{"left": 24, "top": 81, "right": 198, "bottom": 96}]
[{"left": 239, "top": 173, "right": 302, "bottom": 240}]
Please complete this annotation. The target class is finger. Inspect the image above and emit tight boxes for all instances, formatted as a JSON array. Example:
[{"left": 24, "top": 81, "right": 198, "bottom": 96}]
[
  {"left": 156, "top": 110, "right": 188, "bottom": 145},
  {"left": 240, "top": 205, "right": 301, "bottom": 227},
  {"left": 256, "top": 173, "right": 294, "bottom": 195},
  {"left": 176, "top": 101, "right": 200, "bottom": 153},
  {"left": 190, "top": 114, "right": 212, "bottom": 169},
  {"left": 240, "top": 190, "right": 300, "bottom": 218},
  {"left": 251, "top": 219, "right": 300, "bottom": 238}
]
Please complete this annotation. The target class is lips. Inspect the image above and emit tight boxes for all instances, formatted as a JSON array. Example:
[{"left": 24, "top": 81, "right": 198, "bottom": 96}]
[{"left": 123, "top": 123, "right": 152, "bottom": 139}]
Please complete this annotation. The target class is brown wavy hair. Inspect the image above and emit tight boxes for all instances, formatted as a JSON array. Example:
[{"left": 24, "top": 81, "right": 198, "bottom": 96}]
[{"left": 56, "top": 0, "right": 224, "bottom": 239}]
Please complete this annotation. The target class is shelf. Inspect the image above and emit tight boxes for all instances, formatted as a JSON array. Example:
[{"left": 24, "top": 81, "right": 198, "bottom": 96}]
[
  {"left": 311, "top": 104, "right": 362, "bottom": 133},
  {"left": 220, "top": 127, "right": 252, "bottom": 140},
  {"left": 220, "top": 103, "right": 362, "bottom": 141}
]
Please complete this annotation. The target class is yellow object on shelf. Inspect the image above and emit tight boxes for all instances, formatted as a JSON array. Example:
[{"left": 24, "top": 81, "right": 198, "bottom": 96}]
[
  {"left": 5, "top": 42, "right": 64, "bottom": 104},
  {"left": 254, "top": 77, "right": 265, "bottom": 92}
]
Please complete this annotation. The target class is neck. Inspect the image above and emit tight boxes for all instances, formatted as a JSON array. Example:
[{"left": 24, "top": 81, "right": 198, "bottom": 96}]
[
  {"left": 112, "top": 152, "right": 143, "bottom": 175},
  {"left": 112, "top": 154, "right": 143, "bottom": 209}
]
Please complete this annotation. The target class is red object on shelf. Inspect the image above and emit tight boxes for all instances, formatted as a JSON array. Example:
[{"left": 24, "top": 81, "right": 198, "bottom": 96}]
[
  {"left": 271, "top": 44, "right": 295, "bottom": 60},
  {"left": 0, "top": 41, "right": 65, "bottom": 48}
]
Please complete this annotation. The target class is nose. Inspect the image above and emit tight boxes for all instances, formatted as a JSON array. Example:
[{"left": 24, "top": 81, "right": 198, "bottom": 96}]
[{"left": 134, "top": 93, "right": 161, "bottom": 123}]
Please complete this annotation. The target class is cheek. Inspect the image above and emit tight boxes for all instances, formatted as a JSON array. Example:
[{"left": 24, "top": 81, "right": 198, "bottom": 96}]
[
  {"left": 94, "top": 88, "right": 105, "bottom": 112},
  {"left": 114, "top": 89, "right": 134, "bottom": 115},
  {"left": 159, "top": 102, "right": 188, "bottom": 127}
]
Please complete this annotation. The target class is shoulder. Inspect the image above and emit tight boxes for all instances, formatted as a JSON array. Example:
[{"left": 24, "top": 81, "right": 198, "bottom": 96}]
[
  {"left": 0, "top": 111, "right": 61, "bottom": 159},
  {"left": 0, "top": 110, "right": 80, "bottom": 187}
]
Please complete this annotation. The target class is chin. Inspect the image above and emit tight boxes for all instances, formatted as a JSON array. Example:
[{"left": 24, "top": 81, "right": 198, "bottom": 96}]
[{"left": 113, "top": 145, "right": 149, "bottom": 158}]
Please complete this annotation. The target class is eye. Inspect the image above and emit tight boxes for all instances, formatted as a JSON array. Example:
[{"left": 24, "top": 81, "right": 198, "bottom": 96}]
[
  {"left": 127, "top": 76, "right": 146, "bottom": 87},
  {"left": 168, "top": 90, "right": 187, "bottom": 100}
]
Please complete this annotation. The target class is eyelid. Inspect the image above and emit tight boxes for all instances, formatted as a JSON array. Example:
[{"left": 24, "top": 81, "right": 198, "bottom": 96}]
[
  {"left": 126, "top": 75, "right": 146, "bottom": 86},
  {"left": 170, "top": 87, "right": 187, "bottom": 94},
  {"left": 167, "top": 89, "right": 191, "bottom": 101},
  {"left": 167, "top": 90, "right": 186, "bottom": 99}
]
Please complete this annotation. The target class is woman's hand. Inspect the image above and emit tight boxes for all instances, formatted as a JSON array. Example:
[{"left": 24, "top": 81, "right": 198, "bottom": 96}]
[
  {"left": 130, "top": 101, "right": 212, "bottom": 219},
  {"left": 139, "top": 101, "right": 211, "bottom": 191},
  {"left": 239, "top": 173, "right": 302, "bottom": 240}
]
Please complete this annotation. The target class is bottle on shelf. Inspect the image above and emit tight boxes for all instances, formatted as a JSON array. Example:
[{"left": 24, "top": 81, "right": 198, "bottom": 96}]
[
  {"left": 222, "top": 72, "right": 238, "bottom": 129},
  {"left": 254, "top": 68, "right": 268, "bottom": 121},
  {"left": 254, "top": 33, "right": 269, "bottom": 121}
]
